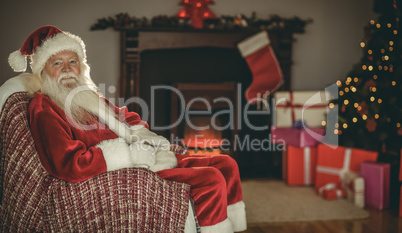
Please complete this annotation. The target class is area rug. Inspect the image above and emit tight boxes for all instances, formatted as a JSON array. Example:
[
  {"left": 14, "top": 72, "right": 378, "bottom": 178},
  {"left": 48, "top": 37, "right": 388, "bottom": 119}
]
[{"left": 242, "top": 179, "right": 369, "bottom": 223}]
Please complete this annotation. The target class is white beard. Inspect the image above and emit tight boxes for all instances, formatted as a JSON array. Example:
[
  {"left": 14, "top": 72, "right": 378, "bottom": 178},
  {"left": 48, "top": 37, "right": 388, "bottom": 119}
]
[{"left": 41, "top": 71, "right": 117, "bottom": 130}]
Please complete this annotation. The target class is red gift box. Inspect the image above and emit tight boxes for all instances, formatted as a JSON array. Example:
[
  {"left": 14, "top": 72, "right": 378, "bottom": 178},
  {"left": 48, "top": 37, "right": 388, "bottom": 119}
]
[
  {"left": 282, "top": 146, "right": 317, "bottom": 185},
  {"left": 314, "top": 144, "right": 378, "bottom": 192},
  {"left": 271, "top": 127, "right": 325, "bottom": 147},
  {"left": 360, "top": 161, "right": 390, "bottom": 210},
  {"left": 318, "top": 183, "right": 346, "bottom": 200}
]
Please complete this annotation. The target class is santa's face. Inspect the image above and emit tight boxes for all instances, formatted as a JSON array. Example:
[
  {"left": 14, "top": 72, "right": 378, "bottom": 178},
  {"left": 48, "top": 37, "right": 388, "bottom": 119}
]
[{"left": 44, "top": 50, "right": 81, "bottom": 87}]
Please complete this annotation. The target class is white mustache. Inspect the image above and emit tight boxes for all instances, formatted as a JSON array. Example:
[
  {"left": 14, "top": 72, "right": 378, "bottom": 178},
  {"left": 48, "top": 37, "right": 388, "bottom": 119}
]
[{"left": 58, "top": 72, "right": 79, "bottom": 83}]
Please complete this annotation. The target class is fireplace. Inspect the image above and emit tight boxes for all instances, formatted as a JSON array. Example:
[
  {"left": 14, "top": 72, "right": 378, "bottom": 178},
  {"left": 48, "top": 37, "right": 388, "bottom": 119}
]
[{"left": 117, "top": 28, "right": 302, "bottom": 178}]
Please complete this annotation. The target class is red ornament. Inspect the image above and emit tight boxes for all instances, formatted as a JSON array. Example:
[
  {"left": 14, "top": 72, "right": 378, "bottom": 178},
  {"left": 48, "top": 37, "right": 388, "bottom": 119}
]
[
  {"left": 366, "top": 118, "right": 377, "bottom": 132},
  {"left": 357, "top": 101, "right": 368, "bottom": 115},
  {"left": 368, "top": 56, "right": 373, "bottom": 61},
  {"left": 175, "top": 0, "right": 218, "bottom": 28},
  {"left": 397, "top": 127, "right": 402, "bottom": 136},
  {"left": 341, "top": 105, "right": 346, "bottom": 112}
]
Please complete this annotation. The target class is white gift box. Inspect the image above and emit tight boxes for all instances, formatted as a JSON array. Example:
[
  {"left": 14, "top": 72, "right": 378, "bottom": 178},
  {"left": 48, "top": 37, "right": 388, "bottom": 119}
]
[
  {"left": 344, "top": 171, "right": 365, "bottom": 208},
  {"left": 272, "top": 91, "right": 331, "bottom": 128}
]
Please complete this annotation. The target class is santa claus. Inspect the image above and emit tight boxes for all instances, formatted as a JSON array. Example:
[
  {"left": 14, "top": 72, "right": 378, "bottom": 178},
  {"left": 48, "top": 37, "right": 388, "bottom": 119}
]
[{"left": 8, "top": 25, "right": 246, "bottom": 233}]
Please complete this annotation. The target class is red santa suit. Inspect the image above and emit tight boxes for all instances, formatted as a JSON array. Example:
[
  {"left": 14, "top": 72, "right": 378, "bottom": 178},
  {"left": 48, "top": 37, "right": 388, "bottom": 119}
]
[{"left": 28, "top": 93, "right": 246, "bottom": 232}]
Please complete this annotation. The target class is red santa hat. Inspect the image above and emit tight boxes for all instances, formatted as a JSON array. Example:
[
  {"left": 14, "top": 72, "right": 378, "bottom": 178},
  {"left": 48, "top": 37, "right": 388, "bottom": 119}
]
[{"left": 8, "top": 25, "right": 86, "bottom": 74}]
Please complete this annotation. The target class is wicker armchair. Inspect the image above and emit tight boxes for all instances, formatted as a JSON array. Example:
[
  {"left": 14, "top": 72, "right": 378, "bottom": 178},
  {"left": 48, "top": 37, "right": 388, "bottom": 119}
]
[{"left": 0, "top": 76, "right": 197, "bottom": 232}]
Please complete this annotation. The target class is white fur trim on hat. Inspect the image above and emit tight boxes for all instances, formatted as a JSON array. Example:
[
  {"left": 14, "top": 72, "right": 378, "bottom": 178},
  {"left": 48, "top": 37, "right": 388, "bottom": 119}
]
[
  {"left": 8, "top": 50, "right": 27, "bottom": 72},
  {"left": 31, "top": 32, "right": 86, "bottom": 74}
]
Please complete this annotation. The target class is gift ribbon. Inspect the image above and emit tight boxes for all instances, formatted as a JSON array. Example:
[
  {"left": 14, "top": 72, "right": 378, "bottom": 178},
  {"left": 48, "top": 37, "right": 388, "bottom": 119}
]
[
  {"left": 304, "top": 147, "right": 311, "bottom": 185},
  {"left": 316, "top": 148, "right": 352, "bottom": 187},
  {"left": 276, "top": 92, "right": 328, "bottom": 124}
]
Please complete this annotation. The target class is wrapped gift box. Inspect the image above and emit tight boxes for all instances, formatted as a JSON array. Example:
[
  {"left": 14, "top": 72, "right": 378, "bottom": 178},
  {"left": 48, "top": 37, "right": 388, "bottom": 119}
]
[
  {"left": 360, "top": 161, "right": 390, "bottom": 210},
  {"left": 272, "top": 91, "right": 330, "bottom": 128},
  {"left": 315, "top": 144, "right": 378, "bottom": 192},
  {"left": 282, "top": 146, "right": 317, "bottom": 185},
  {"left": 271, "top": 127, "right": 325, "bottom": 147},
  {"left": 344, "top": 171, "right": 365, "bottom": 208},
  {"left": 318, "top": 183, "right": 346, "bottom": 200}
]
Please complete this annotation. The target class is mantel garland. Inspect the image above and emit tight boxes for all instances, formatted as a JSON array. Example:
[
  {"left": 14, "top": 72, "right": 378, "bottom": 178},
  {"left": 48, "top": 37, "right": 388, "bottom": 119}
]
[{"left": 90, "top": 12, "right": 312, "bottom": 32}]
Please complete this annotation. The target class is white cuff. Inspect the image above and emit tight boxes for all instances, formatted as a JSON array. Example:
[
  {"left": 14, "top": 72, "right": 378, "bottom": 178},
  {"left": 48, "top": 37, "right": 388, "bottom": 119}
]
[
  {"left": 96, "top": 138, "right": 132, "bottom": 171},
  {"left": 228, "top": 201, "right": 247, "bottom": 232},
  {"left": 237, "top": 30, "right": 270, "bottom": 57},
  {"left": 200, "top": 218, "right": 233, "bottom": 233}
]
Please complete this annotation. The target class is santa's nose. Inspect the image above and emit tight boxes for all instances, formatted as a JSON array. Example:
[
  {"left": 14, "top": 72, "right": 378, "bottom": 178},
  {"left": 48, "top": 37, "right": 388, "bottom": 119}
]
[{"left": 62, "top": 63, "right": 71, "bottom": 72}]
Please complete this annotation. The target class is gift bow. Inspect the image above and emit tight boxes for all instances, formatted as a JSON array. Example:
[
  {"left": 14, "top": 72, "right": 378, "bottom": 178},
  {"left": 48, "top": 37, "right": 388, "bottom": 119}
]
[
  {"left": 318, "top": 183, "right": 344, "bottom": 199},
  {"left": 316, "top": 148, "right": 352, "bottom": 187}
]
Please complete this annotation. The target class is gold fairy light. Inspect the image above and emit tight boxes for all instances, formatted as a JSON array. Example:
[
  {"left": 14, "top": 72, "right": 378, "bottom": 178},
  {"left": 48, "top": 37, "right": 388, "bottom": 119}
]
[
  {"left": 353, "top": 117, "right": 358, "bottom": 123},
  {"left": 362, "top": 65, "right": 367, "bottom": 70},
  {"left": 390, "top": 41, "right": 394, "bottom": 46},
  {"left": 387, "top": 23, "right": 392, "bottom": 28},
  {"left": 371, "top": 87, "right": 377, "bottom": 92},
  {"left": 384, "top": 66, "right": 388, "bottom": 71},
  {"left": 334, "top": 129, "right": 339, "bottom": 134},
  {"left": 394, "top": 30, "right": 398, "bottom": 35},
  {"left": 353, "top": 77, "right": 359, "bottom": 82},
  {"left": 347, "top": 77, "right": 352, "bottom": 82},
  {"left": 354, "top": 103, "right": 359, "bottom": 108},
  {"left": 384, "top": 55, "right": 389, "bottom": 60},
  {"left": 339, "top": 90, "right": 344, "bottom": 96},
  {"left": 375, "top": 114, "right": 379, "bottom": 119},
  {"left": 368, "top": 50, "right": 373, "bottom": 55},
  {"left": 351, "top": 87, "right": 357, "bottom": 92},
  {"left": 373, "top": 75, "right": 378, "bottom": 79},
  {"left": 335, "top": 123, "right": 339, "bottom": 128},
  {"left": 360, "top": 42, "right": 366, "bottom": 48},
  {"left": 389, "top": 47, "right": 394, "bottom": 51},
  {"left": 392, "top": 81, "right": 396, "bottom": 86},
  {"left": 370, "top": 96, "right": 375, "bottom": 102},
  {"left": 336, "top": 80, "right": 342, "bottom": 87},
  {"left": 378, "top": 66, "right": 382, "bottom": 70},
  {"left": 370, "top": 20, "right": 375, "bottom": 24},
  {"left": 376, "top": 23, "right": 381, "bottom": 28},
  {"left": 321, "top": 121, "right": 327, "bottom": 126},
  {"left": 345, "top": 87, "right": 350, "bottom": 92},
  {"left": 344, "top": 100, "right": 349, "bottom": 105},
  {"left": 397, "top": 123, "right": 401, "bottom": 127},
  {"left": 329, "top": 103, "right": 335, "bottom": 109},
  {"left": 378, "top": 99, "right": 382, "bottom": 103},
  {"left": 357, "top": 106, "right": 362, "bottom": 111},
  {"left": 381, "top": 49, "right": 385, "bottom": 53},
  {"left": 362, "top": 115, "right": 368, "bottom": 120},
  {"left": 343, "top": 123, "right": 348, "bottom": 129}
]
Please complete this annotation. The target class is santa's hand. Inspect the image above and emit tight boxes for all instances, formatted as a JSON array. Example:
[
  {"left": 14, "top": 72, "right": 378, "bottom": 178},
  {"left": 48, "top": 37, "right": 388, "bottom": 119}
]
[
  {"left": 129, "top": 141, "right": 156, "bottom": 168},
  {"left": 149, "top": 150, "right": 177, "bottom": 172},
  {"left": 127, "top": 125, "right": 170, "bottom": 149}
]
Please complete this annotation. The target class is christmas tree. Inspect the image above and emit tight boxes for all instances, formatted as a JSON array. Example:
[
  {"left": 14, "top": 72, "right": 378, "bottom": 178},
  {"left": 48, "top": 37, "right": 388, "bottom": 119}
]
[
  {"left": 333, "top": 0, "right": 402, "bottom": 158},
  {"left": 175, "top": 0, "right": 217, "bottom": 28}
]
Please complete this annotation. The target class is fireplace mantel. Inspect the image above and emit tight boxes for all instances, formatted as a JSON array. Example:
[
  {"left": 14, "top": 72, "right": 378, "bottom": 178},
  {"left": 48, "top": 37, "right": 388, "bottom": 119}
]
[{"left": 117, "top": 27, "right": 301, "bottom": 109}]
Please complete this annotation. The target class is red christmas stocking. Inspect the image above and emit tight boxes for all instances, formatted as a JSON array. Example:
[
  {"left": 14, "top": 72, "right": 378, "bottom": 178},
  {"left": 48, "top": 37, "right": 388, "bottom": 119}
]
[{"left": 237, "top": 30, "right": 283, "bottom": 104}]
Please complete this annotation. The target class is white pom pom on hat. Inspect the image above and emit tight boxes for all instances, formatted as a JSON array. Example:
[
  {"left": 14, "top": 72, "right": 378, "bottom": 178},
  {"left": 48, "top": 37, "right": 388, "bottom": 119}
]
[{"left": 8, "top": 25, "right": 87, "bottom": 74}]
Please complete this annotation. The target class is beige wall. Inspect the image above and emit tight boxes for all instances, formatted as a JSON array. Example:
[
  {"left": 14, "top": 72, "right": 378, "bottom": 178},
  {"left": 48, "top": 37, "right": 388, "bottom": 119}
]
[{"left": 0, "top": 0, "right": 376, "bottom": 98}]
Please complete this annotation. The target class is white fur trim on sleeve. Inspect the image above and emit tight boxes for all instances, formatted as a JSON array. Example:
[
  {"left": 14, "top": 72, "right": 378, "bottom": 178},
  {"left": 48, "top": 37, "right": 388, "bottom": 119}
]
[
  {"left": 200, "top": 218, "right": 233, "bottom": 233},
  {"left": 96, "top": 138, "right": 132, "bottom": 171},
  {"left": 227, "top": 201, "right": 247, "bottom": 232}
]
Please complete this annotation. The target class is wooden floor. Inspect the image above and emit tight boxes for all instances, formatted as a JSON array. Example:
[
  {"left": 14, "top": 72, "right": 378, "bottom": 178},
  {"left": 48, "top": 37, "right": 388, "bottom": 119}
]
[{"left": 240, "top": 208, "right": 402, "bottom": 233}]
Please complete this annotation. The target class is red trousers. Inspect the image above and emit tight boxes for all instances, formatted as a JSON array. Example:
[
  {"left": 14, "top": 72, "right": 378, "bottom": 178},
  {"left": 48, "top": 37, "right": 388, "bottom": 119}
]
[{"left": 157, "top": 153, "right": 243, "bottom": 227}]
